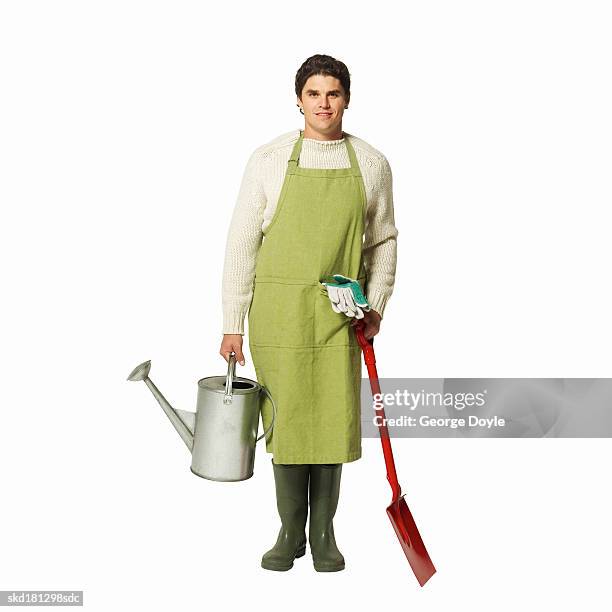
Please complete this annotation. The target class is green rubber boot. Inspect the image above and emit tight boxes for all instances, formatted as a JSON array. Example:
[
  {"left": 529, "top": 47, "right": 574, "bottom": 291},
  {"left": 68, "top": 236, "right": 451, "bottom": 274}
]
[
  {"left": 309, "top": 464, "right": 345, "bottom": 572},
  {"left": 261, "top": 460, "right": 309, "bottom": 571}
]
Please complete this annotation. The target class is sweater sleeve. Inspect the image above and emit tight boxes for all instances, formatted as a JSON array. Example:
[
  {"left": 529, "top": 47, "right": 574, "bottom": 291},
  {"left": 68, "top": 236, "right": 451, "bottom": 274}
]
[
  {"left": 221, "top": 150, "right": 266, "bottom": 334},
  {"left": 363, "top": 155, "right": 399, "bottom": 318}
]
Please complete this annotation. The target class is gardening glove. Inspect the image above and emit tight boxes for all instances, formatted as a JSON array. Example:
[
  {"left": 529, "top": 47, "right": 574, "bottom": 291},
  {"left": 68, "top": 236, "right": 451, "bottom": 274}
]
[
  {"left": 330, "top": 274, "right": 370, "bottom": 308},
  {"left": 326, "top": 284, "right": 361, "bottom": 317},
  {"left": 321, "top": 275, "right": 370, "bottom": 319}
]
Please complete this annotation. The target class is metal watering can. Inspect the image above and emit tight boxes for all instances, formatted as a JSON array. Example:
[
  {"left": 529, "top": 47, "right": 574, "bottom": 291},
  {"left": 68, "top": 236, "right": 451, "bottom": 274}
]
[{"left": 127, "top": 353, "right": 276, "bottom": 482}]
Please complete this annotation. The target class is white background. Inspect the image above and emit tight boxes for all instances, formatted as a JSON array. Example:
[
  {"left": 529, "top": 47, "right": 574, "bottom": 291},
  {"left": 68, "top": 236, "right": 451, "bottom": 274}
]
[{"left": 1, "top": 1, "right": 611, "bottom": 610}]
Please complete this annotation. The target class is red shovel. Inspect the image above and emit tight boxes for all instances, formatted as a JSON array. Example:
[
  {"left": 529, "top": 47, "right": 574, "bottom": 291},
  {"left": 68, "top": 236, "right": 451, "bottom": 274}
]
[{"left": 354, "top": 320, "right": 436, "bottom": 587}]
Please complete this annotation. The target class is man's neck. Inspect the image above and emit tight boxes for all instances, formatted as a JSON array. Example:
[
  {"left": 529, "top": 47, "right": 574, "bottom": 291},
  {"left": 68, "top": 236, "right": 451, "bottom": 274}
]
[{"left": 302, "top": 125, "right": 344, "bottom": 141}]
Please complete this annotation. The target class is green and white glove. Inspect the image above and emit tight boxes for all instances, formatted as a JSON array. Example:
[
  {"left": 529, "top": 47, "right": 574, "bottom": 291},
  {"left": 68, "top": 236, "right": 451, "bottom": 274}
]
[{"left": 321, "top": 274, "right": 371, "bottom": 319}]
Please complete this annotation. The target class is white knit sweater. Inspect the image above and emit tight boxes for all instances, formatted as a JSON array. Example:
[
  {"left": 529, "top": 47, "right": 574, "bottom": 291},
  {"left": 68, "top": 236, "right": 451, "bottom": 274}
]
[{"left": 222, "top": 129, "right": 398, "bottom": 335}]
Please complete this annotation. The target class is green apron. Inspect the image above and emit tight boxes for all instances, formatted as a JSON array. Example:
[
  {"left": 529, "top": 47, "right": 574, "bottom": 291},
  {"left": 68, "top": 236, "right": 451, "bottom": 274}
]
[{"left": 248, "top": 129, "right": 367, "bottom": 464}]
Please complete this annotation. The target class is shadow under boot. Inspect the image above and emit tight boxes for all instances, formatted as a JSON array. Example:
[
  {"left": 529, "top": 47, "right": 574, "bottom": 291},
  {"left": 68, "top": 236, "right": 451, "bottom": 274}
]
[
  {"left": 309, "top": 463, "right": 345, "bottom": 572},
  {"left": 261, "top": 460, "right": 309, "bottom": 571}
]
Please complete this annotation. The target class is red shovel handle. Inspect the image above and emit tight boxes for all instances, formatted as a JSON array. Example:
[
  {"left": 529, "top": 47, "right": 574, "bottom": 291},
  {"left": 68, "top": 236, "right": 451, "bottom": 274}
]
[{"left": 354, "top": 321, "right": 402, "bottom": 503}]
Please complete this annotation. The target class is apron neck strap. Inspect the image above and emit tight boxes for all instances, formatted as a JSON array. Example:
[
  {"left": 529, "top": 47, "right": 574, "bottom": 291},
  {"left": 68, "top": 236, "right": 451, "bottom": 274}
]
[{"left": 288, "top": 130, "right": 361, "bottom": 177}]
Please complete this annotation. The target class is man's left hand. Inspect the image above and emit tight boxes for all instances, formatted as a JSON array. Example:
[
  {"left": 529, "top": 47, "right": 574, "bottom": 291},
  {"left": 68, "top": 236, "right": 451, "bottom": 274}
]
[{"left": 350, "top": 309, "right": 381, "bottom": 340}]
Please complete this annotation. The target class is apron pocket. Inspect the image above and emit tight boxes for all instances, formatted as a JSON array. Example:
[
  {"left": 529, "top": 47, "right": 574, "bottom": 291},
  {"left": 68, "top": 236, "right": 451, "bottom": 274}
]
[{"left": 248, "top": 281, "right": 316, "bottom": 347}]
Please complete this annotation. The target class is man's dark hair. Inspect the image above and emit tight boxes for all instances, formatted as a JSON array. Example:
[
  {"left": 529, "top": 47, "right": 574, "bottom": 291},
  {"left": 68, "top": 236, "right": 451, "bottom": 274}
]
[{"left": 295, "top": 54, "right": 351, "bottom": 102}]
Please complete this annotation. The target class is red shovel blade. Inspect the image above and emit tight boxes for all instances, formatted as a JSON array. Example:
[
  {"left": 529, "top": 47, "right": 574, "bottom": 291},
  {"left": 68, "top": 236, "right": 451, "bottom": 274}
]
[{"left": 387, "top": 496, "right": 437, "bottom": 587}]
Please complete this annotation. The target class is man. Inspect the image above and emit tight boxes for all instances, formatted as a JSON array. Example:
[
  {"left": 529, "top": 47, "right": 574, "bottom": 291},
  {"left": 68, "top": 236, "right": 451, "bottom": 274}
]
[{"left": 220, "top": 54, "right": 398, "bottom": 571}]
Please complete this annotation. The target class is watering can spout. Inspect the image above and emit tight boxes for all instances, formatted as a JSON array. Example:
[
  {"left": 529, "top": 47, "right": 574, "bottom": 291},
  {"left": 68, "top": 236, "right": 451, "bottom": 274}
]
[{"left": 127, "top": 360, "right": 195, "bottom": 451}]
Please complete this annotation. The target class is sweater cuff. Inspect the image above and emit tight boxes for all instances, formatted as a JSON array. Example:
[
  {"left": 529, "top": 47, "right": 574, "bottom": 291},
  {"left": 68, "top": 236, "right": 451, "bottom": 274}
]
[
  {"left": 222, "top": 305, "right": 249, "bottom": 335},
  {"left": 367, "top": 288, "right": 391, "bottom": 319}
]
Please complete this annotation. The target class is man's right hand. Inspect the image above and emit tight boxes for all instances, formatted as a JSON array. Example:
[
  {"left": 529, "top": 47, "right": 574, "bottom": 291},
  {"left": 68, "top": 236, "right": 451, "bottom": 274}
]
[{"left": 220, "top": 334, "right": 245, "bottom": 366}]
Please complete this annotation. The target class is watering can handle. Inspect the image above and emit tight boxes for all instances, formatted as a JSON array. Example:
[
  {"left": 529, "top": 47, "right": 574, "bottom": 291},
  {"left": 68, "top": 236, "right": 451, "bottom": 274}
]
[
  {"left": 224, "top": 352, "right": 275, "bottom": 442},
  {"left": 256, "top": 387, "right": 276, "bottom": 443},
  {"left": 223, "top": 353, "right": 237, "bottom": 404}
]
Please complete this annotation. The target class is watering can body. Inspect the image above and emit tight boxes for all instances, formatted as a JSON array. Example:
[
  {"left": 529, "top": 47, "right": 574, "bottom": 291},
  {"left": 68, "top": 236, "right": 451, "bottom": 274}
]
[{"left": 127, "top": 354, "right": 276, "bottom": 482}]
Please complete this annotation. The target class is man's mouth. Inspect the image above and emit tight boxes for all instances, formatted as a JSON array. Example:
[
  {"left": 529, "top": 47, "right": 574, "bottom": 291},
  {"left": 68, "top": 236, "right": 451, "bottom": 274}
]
[{"left": 316, "top": 112, "right": 332, "bottom": 118}]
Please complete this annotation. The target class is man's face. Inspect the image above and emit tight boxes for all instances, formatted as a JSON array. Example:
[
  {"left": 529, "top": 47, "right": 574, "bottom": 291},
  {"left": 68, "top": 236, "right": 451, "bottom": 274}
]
[{"left": 298, "top": 74, "right": 348, "bottom": 137}]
